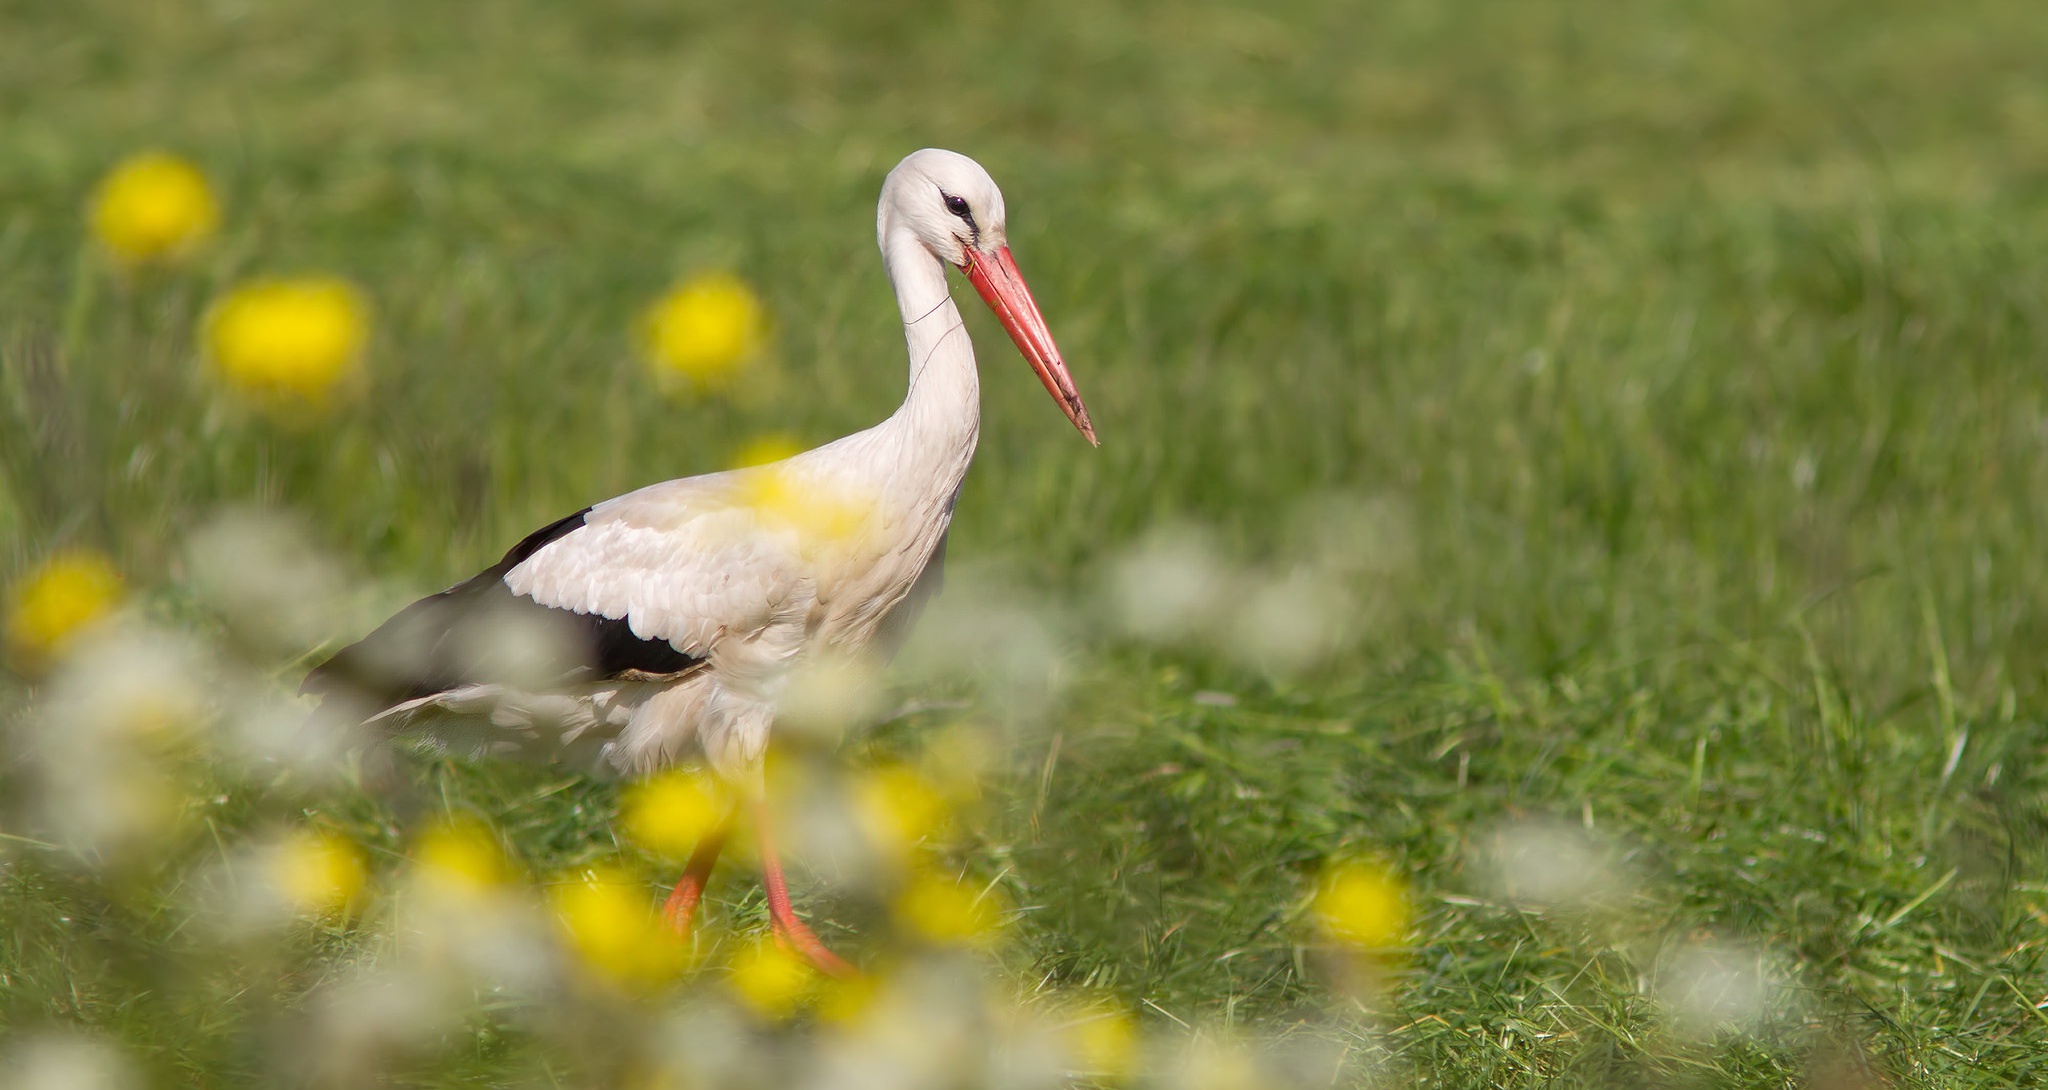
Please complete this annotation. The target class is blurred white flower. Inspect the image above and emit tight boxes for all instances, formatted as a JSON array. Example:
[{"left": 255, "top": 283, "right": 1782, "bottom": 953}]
[
  {"left": 300, "top": 965, "right": 465, "bottom": 1084},
  {"left": 21, "top": 625, "right": 212, "bottom": 859},
  {"left": 185, "top": 508, "right": 351, "bottom": 652},
  {"left": 446, "top": 600, "right": 588, "bottom": 691},
  {"left": 1233, "top": 567, "right": 1350, "bottom": 674},
  {"left": 1164, "top": 1032, "right": 1280, "bottom": 1090},
  {"left": 804, "top": 959, "right": 1023, "bottom": 1090},
  {"left": 778, "top": 651, "right": 884, "bottom": 747},
  {"left": 1481, "top": 819, "right": 1633, "bottom": 912},
  {"left": 897, "top": 568, "right": 1067, "bottom": 720},
  {"left": 1285, "top": 492, "right": 1417, "bottom": 582},
  {"left": 2, "top": 1033, "right": 141, "bottom": 1090},
  {"left": 217, "top": 681, "right": 358, "bottom": 775},
  {"left": 1105, "top": 509, "right": 1384, "bottom": 673},
  {"left": 1105, "top": 526, "right": 1233, "bottom": 645},
  {"left": 398, "top": 819, "right": 554, "bottom": 992},
  {"left": 1657, "top": 939, "right": 1780, "bottom": 1037},
  {"left": 644, "top": 1003, "right": 756, "bottom": 1089}
]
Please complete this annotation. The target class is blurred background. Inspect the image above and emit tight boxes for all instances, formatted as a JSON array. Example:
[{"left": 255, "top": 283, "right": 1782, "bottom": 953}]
[{"left": 3, "top": 0, "right": 2047, "bottom": 1085}]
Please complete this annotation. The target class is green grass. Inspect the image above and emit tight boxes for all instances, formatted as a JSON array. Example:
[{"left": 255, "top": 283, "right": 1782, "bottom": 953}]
[{"left": 5, "top": 0, "right": 2048, "bottom": 1084}]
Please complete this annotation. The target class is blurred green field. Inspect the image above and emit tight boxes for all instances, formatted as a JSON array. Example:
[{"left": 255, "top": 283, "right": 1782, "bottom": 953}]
[{"left": 5, "top": 0, "right": 2048, "bottom": 1085}]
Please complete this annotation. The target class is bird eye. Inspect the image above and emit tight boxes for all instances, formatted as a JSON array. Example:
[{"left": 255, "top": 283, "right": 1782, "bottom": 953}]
[{"left": 943, "top": 194, "right": 971, "bottom": 218}]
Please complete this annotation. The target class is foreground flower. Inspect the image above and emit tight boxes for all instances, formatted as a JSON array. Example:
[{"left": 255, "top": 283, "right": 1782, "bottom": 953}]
[
  {"left": 550, "top": 865, "right": 690, "bottom": 990},
  {"left": 1313, "top": 858, "right": 1409, "bottom": 950},
  {"left": 272, "top": 828, "right": 369, "bottom": 918},
  {"left": 204, "top": 277, "right": 369, "bottom": 410},
  {"left": 622, "top": 769, "right": 729, "bottom": 862},
  {"left": 894, "top": 871, "right": 1003, "bottom": 946},
  {"left": 6, "top": 549, "right": 122, "bottom": 666},
  {"left": 852, "top": 763, "right": 950, "bottom": 869},
  {"left": 729, "top": 433, "right": 802, "bottom": 470},
  {"left": 738, "top": 464, "right": 870, "bottom": 546},
  {"left": 29, "top": 626, "right": 208, "bottom": 859},
  {"left": 726, "top": 935, "right": 814, "bottom": 1020},
  {"left": 413, "top": 817, "right": 516, "bottom": 902},
  {"left": 90, "top": 151, "right": 219, "bottom": 265},
  {"left": 1061, "top": 1005, "right": 1140, "bottom": 1081},
  {"left": 640, "top": 272, "right": 767, "bottom": 394}
]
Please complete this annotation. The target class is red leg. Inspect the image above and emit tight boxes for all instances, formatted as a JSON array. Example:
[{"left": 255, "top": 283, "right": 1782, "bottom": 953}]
[
  {"left": 661, "top": 811, "right": 733, "bottom": 937},
  {"left": 752, "top": 798, "right": 856, "bottom": 978}
]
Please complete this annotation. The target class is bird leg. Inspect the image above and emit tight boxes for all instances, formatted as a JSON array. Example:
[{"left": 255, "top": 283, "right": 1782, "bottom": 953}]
[
  {"left": 752, "top": 798, "right": 857, "bottom": 978},
  {"left": 660, "top": 809, "right": 733, "bottom": 937}
]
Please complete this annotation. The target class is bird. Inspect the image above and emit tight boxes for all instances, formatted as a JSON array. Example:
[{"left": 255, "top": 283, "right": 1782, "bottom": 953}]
[{"left": 302, "top": 148, "right": 1097, "bottom": 976}]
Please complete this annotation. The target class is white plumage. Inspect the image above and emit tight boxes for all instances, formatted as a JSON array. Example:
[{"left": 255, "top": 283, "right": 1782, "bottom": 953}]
[{"left": 308, "top": 148, "right": 1096, "bottom": 973}]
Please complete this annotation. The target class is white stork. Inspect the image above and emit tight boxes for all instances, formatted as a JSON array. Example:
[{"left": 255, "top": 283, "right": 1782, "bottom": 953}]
[{"left": 304, "top": 149, "right": 1096, "bottom": 975}]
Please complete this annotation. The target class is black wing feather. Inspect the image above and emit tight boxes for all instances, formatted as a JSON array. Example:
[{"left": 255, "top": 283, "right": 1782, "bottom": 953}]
[{"left": 303, "top": 507, "right": 699, "bottom": 712}]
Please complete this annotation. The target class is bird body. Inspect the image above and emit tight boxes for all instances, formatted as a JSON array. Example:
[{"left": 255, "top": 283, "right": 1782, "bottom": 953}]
[{"left": 306, "top": 149, "right": 1094, "bottom": 972}]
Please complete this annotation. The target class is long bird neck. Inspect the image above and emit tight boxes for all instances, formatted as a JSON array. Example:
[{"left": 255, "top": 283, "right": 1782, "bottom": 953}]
[{"left": 882, "top": 230, "right": 980, "bottom": 475}]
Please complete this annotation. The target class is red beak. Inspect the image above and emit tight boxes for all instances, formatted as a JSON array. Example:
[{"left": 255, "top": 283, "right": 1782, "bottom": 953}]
[{"left": 960, "top": 245, "right": 1098, "bottom": 446}]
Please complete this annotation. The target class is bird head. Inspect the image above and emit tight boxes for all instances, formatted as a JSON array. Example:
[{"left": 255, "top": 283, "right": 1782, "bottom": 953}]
[{"left": 880, "top": 149, "right": 1097, "bottom": 446}]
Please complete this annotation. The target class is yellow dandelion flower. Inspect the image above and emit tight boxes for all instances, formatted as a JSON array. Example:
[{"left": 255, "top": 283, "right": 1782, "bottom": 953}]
[
  {"left": 894, "top": 871, "right": 1003, "bottom": 946},
  {"left": 729, "top": 433, "right": 803, "bottom": 470},
  {"left": 6, "top": 549, "right": 122, "bottom": 666},
  {"left": 272, "top": 828, "right": 368, "bottom": 917},
  {"left": 90, "top": 151, "right": 220, "bottom": 265},
  {"left": 1063, "top": 1007, "right": 1140, "bottom": 1080},
  {"left": 736, "top": 465, "right": 870, "bottom": 545},
  {"left": 413, "top": 817, "right": 515, "bottom": 899},
  {"left": 852, "top": 763, "right": 950, "bottom": 868},
  {"left": 621, "top": 769, "right": 728, "bottom": 862},
  {"left": 640, "top": 272, "right": 767, "bottom": 394},
  {"left": 813, "top": 967, "right": 883, "bottom": 1024},
  {"left": 550, "top": 865, "right": 690, "bottom": 990},
  {"left": 1313, "top": 858, "right": 1409, "bottom": 950},
  {"left": 203, "top": 277, "right": 369, "bottom": 410},
  {"left": 727, "top": 935, "right": 813, "bottom": 1020},
  {"left": 725, "top": 433, "right": 872, "bottom": 545}
]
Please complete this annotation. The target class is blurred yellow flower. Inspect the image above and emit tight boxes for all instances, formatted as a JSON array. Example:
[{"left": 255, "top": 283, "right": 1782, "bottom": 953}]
[
  {"left": 1063, "top": 1007, "right": 1139, "bottom": 1080},
  {"left": 413, "top": 817, "right": 515, "bottom": 900},
  {"left": 1313, "top": 858, "right": 1409, "bottom": 950},
  {"left": 727, "top": 936, "right": 813, "bottom": 1019},
  {"left": 550, "top": 865, "right": 689, "bottom": 990},
  {"left": 740, "top": 467, "right": 867, "bottom": 544},
  {"left": 728, "top": 433, "right": 803, "bottom": 470},
  {"left": 813, "top": 967, "right": 882, "bottom": 1024},
  {"left": 621, "top": 769, "right": 728, "bottom": 862},
  {"left": 894, "top": 871, "right": 1002, "bottom": 946},
  {"left": 272, "top": 828, "right": 369, "bottom": 917},
  {"left": 853, "top": 763, "right": 950, "bottom": 868},
  {"left": 204, "top": 277, "right": 369, "bottom": 409},
  {"left": 90, "top": 151, "right": 220, "bottom": 265},
  {"left": 725, "top": 434, "right": 872, "bottom": 546},
  {"left": 640, "top": 272, "right": 767, "bottom": 394},
  {"left": 6, "top": 550, "right": 122, "bottom": 666}
]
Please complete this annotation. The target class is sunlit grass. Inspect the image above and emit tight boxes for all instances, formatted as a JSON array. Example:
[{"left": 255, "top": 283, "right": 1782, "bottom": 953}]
[{"left": 4, "top": 0, "right": 2048, "bottom": 1085}]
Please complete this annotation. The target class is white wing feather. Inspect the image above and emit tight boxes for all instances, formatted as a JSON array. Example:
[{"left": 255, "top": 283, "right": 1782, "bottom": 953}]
[{"left": 502, "top": 471, "right": 814, "bottom": 662}]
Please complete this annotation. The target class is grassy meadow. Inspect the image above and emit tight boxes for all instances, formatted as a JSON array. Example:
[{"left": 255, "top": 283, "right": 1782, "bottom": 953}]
[{"left": 5, "top": 0, "right": 2048, "bottom": 1084}]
